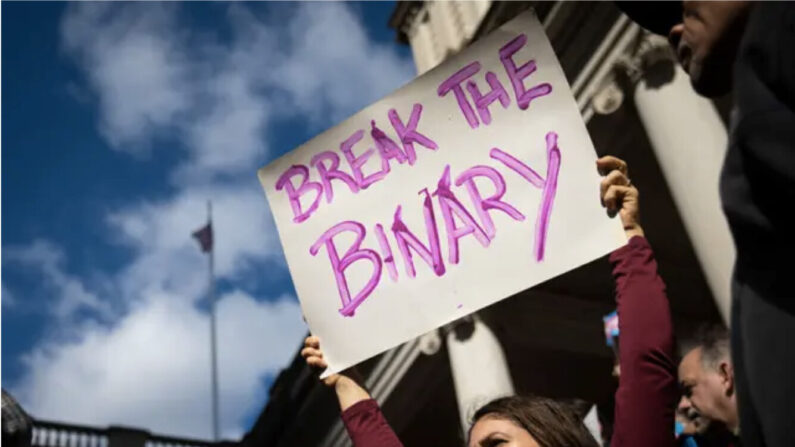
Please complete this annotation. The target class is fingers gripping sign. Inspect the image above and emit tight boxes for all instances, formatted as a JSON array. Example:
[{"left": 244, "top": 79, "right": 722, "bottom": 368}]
[
  {"left": 597, "top": 155, "right": 628, "bottom": 176},
  {"left": 301, "top": 335, "right": 372, "bottom": 412},
  {"left": 596, "top": 156, "right": 643, "bottom": 239},
  {"left": 600, "top": 170, "right": 631, "bottom": 208},
  {"left": 301, "top": 335, "right": 337, "bottom": 386}
]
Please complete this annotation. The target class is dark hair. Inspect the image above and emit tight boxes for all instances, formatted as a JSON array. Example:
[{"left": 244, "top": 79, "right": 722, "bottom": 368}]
[
  {"left": 469, "top": 396, "right": 599, "bottom": 447},
  {"left": 679, "top": 324, "right": 730, "bottom": 370}
]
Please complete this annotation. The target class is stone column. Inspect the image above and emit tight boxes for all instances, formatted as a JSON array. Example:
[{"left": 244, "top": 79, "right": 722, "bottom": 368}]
[
  {"left": 428, "top": 1, "right": 462, "bottom": 55},
  {"left": 630, "top": 34, "right": 735, "bottom": 324},
  {"left": 407, "top": 8, "right": 438, "bottom": 76},
  {"left": 446, "top": 317, "right": 515, "bottom": 432}
]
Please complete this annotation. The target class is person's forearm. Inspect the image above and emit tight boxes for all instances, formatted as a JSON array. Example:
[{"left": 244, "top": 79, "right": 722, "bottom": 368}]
[
  {"left": 337, "top": 373, "right": 404, "bottom": 447},
  {"left": 625, "top": 225, "right": 644, "bottom": 239},
  {"left": 341, "top": 399, "right": 404, "bottom": 447},
  {"left": 335, "top": 376, "right": 372, "bottom": 412}
]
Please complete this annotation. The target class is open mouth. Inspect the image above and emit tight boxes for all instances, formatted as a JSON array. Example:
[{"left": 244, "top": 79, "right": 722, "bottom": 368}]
[{"left": 685, "top": 407, "right": 701, "bottom": 421}]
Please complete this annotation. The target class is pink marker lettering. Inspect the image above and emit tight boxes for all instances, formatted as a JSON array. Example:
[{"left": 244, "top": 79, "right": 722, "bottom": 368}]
[
  {"left": 310, "top": 151, "right": 359, "bottom": 204},
  {"left": 455, "top": 165, "right": 525, "bottom": 239},
  {"left": 391, "top": 191, "right": 446, "bottom": 278},
  {"left": 340, "top": 129, "right": 387, "bottom": 190},
  {"left": 371, "top": 120, "right": 407, "bottom": 167},
  {"left": 490, "top": 131, "right": 562, "bottom": 261},
  {"left": 310, "top": 221, "right": 382, "bottom": 317},
  {"left": 388, "top": 104, "right": 439, "bottom": 165},
  {"left": 374, "top": 223, "right": 398, "bottom": 282},
  {"left": 275, "top": 165, "right": 322, "bottom": 224},
  {"left": 437, "top": 61, "right": 481, "bottom": 128},
  {"left": 499, "top": 34, "right": 553, "bottom": 110},
  {"left": 433, "top": 165, "right": 490, "bottom": 264},
  {"left": 490, "top": 148, "right": 544, "bottom": 188},
  {"left": 465, "top": 72, "right": 511, "bottom": 125}
]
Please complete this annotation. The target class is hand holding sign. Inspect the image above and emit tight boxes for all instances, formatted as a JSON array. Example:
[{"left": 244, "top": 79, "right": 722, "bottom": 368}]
[
  {"left": 301, "top": 335, "right": 370, "bottom": 412},
  {"left": 259, "top": 11, "right": 626, "bottom": 376},
  {"left": 597, "top": 156, "right": 644, "bottom": 239}
]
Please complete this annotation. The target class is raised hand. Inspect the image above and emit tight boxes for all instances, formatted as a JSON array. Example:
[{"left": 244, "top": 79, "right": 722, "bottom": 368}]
[
  {"left": 597, "top": 156, "right": 644, "bottom": 239},
  {"left": 301, "top": 335, "right": 371, "bottom": 411}
]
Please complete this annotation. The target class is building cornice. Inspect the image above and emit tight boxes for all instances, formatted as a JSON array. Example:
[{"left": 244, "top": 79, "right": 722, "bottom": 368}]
[{"left": 387, "top": 1, "right": 423, "bottom": 44}]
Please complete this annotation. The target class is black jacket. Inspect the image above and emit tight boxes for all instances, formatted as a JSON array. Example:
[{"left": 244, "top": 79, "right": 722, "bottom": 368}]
[{"left": 721, "top": 2, "right": 795, "bottom": 298}]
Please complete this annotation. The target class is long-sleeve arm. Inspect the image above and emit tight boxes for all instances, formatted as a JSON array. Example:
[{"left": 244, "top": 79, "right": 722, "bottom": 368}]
[
  {"left": 610, "top": 236, "right": 678, "bottom": 447},
  {"left": 340, "top": 399, "right": 404, "bottom": 447}
]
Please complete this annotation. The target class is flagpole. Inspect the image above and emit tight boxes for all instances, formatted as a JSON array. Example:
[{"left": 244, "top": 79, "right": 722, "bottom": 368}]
[{"left": 208, "top": 200, "right": 220, "bottom": 441}]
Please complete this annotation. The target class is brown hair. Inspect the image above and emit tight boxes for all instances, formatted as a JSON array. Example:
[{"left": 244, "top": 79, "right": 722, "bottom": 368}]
[{"left": 469, "top": 396, "right": 599, "bottom": 447}]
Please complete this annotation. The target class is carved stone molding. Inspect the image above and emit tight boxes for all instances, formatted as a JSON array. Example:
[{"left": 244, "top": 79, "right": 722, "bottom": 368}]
[
  {"left": 592, "top": 32, "right": 676, "bottom": 115},
  {"left": 418, "top": 329, "right": 443, "bottom": 355},
  {"left": 616, "top": 32, "right": 676, "bottom": 85}
]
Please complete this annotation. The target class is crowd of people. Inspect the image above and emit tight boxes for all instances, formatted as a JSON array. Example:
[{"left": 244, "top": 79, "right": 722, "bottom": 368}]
[{"left": 302, "top": 2, "right": 794, "bottom": 447}]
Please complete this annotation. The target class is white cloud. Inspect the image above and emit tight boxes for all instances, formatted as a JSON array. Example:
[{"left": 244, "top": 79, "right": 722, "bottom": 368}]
[
  {"left": 16, "top": 289, "right": 306, "bottom": 439},
  {"left": 7, "top": 1, "right": 414, "bottom": 439},
  {"left": 2, "top": 283, "right": 15, "bottom": 308},
  {"left": 215, "top": 291, "right": 306, "bottom": 437},
  {"left": 4, "top": 240, "right": 113, "bottom": 323},
  {"left": 261, "top": 4, "right": 415, "bottom": 124},
  {"left": 106, "top": 182, "right": 280, "bottom": 304},
  {"left": 180, "top": 72, "right": 270, "bottom": 180},
  {"left": 61, "top": 3, "right": 191, "bottom": 152},
  {"left": 60, "top": 2, "right": 413, "bottom": 182}
]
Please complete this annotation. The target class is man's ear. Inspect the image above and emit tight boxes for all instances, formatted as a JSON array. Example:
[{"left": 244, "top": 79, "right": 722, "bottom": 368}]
[{"left": 719, "top": 360, "right": 734, "bottom": 396}]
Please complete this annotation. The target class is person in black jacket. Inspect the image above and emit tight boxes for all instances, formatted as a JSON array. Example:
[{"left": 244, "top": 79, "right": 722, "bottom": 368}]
[{"left": 618, "top": 2, "right": 795, "bottom": 447}]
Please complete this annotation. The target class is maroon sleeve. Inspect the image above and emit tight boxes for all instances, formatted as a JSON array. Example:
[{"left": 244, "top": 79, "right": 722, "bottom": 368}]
[
  {"left": 609, "top": 236, "right": 678, "bottom": 447},
  {"left": 340, "top": 399, "right": 404, "bottom": 447}
]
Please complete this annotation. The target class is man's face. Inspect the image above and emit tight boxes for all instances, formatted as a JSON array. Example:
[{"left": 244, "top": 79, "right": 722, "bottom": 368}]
[
  {"left": 667, "top": 1, "right": 751, "bottom": 97},
  {"left": 677, "top": 347, "right": 729, "bottom": 424}
]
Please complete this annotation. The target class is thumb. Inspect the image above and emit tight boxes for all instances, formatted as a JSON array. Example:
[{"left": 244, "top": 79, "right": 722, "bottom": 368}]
[{"left": 322, "top": 373, "right": 341, "bottom": 387}]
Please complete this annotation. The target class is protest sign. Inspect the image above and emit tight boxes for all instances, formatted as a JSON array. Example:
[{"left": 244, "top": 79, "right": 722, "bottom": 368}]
[{"left": 258, "top": 10, "right": 626, "bottom": 375}]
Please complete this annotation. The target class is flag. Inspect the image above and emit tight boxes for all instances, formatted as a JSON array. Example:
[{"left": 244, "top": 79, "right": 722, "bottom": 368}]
[
  {"left": 192, "top": 222, "right": 213, "bottom": 253},
  {"left": 603, "top": 310, "right": 619, "bottom": 347}
]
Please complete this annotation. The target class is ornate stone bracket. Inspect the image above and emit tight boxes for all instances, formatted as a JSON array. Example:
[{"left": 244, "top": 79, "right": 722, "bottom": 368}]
[{"left": 592, "top": 32, "right": 676, "bottom": 115}]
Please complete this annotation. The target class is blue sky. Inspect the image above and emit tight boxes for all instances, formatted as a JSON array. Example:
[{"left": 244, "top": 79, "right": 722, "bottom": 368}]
[{"left": 2, "top": 1, "right": 414, "bottom": 439}]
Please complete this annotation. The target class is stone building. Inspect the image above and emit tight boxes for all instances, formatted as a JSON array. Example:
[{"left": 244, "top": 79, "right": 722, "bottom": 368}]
[
  {"left": 2, "top": 388, "right": 230, "bottom": 447},
  {"left": 241, "top": 2, "right": 733, "bottom": 446}
]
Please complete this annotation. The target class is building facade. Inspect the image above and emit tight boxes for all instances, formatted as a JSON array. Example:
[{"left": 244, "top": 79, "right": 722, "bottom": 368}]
[{"left": 242, "top": 2, "right": 734, "bottom": 446}]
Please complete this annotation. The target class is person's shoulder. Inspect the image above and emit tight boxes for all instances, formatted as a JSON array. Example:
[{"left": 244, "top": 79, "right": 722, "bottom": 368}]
[
  {"left": 734, "top": 3, "right": 795, "bottom": 124},
  {"left": 741, "top": 2, "right": 795, "bottom": 80}
]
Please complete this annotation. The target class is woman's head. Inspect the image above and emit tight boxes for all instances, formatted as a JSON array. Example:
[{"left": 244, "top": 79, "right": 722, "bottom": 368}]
[{"left": 467, "top": 396, "right": 599, "bottom": 447}]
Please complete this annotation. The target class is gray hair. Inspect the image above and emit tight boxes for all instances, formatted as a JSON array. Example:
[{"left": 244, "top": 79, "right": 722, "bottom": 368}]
[{"left": 679, "top": 324, "right": 730, "bottom": 371}]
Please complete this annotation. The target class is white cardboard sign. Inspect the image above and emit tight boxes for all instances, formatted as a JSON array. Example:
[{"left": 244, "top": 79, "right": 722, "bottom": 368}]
[{"left": 258, "top": 11, "right": 626, "bottom": 375}]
